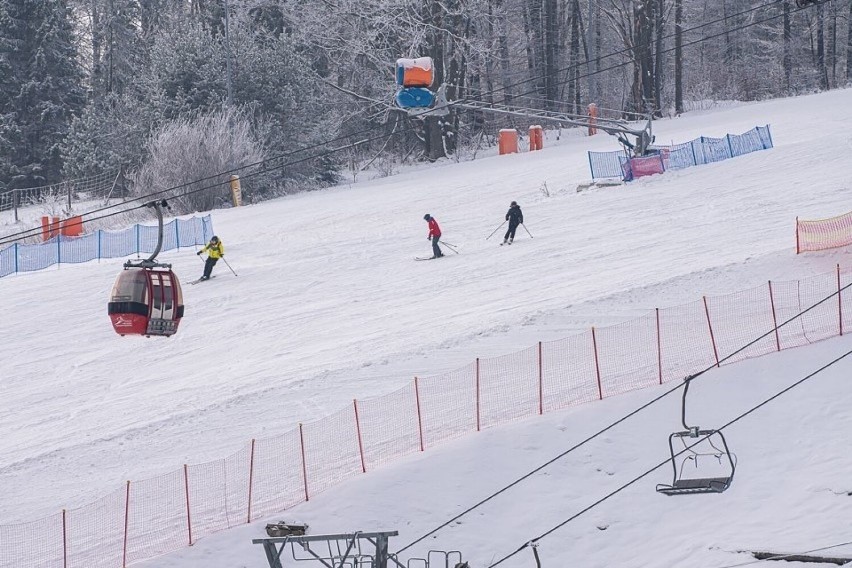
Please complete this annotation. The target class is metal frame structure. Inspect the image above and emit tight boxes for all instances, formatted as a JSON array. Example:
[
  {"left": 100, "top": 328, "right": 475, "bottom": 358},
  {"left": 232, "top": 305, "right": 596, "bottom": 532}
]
[
  {"left": 656, "top": 376, "right": 736, "bottom": 495},
  {"left": 253, "top": 531, "right": 398, "bottom": 568},
  {"left": 408, "top": 84, "right": 655, "bottom": 157}
]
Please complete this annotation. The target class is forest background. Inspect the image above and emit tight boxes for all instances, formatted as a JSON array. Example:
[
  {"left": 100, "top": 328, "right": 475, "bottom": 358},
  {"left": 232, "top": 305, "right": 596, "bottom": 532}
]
[{"left": 0, "top": 0, "right": 846, "bottom": 213}]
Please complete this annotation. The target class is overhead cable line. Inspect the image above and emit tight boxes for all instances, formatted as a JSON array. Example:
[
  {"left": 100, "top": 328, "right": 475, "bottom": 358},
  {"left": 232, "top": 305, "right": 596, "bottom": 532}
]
[
  {"left": 395, "top": 280, "right": 852, "bottom": 556},
  {"left": 488, "top": 346, "right": 852, "bottom": 567},
  {"left": 0, "top": 0, "right": 824, "bottom": 247}
]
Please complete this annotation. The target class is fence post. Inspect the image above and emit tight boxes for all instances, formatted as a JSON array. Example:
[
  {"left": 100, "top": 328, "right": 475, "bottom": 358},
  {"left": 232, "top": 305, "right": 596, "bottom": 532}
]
[
  {"left": 591, "top": 327, "right": 603, "bottom": 400},
  {"left": 656, "top": 308, "right": 663, "bottom": 384},
  {"left": 768, "top": 281, "right": 781, "bottom": 351},
  {"left": 247, "top": 439, "right": 255, "bottom": 523},
  {"left": 135, "top": 224, "right": 140, "bottom": 256},
  {"left": 354, "top": 400, "right": 366, "bottom": 473},
  {"left": 703, "top": 296, "right": 721, "bottom": 367},
  {"left": 57, "top": 233, "right": 61, "bottom": 266},
  {"left": 414, "top": 377, "right": 425, "bottom": 452},
  {"left": 838, "top": 264, "right": 843, "bottom": 336},
  {"left": 175, "top": 219, "right": 181, "bottom": 250},
  {"left": 795, "top": 217, "right": 800, "bottom": 254},
  {"left": 122, "top": 480, "right": 130, "bottom": 568},
  {"left": 725, "top": 134, "right": 735, "bottom": 158},
  {"left": 13, "top": 189, "right": 18, "bottom": 222},
  {"left": 98, "top": 230, "right": 102, "bottom": 260},
  {"left": 183, "top": 464, "right": 193, "bottom": 546},
  {"left": 537, "top": 341, "right": 543, "bottom": 415},
  {"left": 14, "top": 243, "right": 18, "bottom": 274},
  {"left": 299, "top": 423, "right": 309, "bottom": 501},
  {"left": 62, "top": 508, "right": 67, "bottom": 568},
  {"left": 475, "top": 358, "right": 481, "bottom": 431}
]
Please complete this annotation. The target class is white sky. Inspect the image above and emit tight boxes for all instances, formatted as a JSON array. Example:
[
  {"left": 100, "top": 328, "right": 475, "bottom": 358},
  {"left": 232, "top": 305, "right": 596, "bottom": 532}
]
[{"left": 2, "top": 88, "right": 852, "bottom": 568}]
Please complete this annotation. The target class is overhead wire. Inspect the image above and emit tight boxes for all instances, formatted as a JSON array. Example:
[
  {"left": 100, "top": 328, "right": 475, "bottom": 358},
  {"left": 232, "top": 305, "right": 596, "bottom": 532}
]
[
  {"left": 714, "top": 539, "right": 852, "bottom": 568},
  {"left": 394, "top": 278, "right": 852, "bottom": 556},
  {"left": 0, "top": 0, "right": 826, "bottom": 248},
  {"left": 488, "top": 345, "right": 852, "bottom": 567}
]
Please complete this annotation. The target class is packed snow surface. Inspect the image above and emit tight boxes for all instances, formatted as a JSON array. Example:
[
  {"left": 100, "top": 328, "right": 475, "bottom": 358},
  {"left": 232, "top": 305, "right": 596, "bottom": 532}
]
[{"left": 2, "top": 88, "right": 852, "bottom": 567}]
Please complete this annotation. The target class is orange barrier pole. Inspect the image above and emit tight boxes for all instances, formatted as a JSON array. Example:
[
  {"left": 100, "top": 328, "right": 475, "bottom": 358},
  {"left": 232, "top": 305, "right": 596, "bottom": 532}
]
[{"left": 588, "top": 103, "right": 598, "bottom": 136}]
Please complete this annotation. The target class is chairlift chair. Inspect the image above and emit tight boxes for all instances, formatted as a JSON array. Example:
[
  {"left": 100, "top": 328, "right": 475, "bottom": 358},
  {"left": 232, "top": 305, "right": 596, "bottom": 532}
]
[{"left": 656, "top": 376, "right": 736, "bottom": 496}]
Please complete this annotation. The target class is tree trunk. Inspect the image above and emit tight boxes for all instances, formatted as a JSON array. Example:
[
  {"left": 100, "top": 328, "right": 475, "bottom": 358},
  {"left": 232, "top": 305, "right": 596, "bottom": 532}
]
[
  {"left": 847, "top": 0, "right": 852, "bottom": 83},
  {"left": 674, "top": 0, "right": 683, "bottom": 113},
  {"left": 817, "top": 1, "right": 828, "bottom": 89},
  {"left": 653, "top": 0, "right": 664, "bottom": 115},
  {"left": 783, "top": 0, "right": 791, "bottom": 92}
]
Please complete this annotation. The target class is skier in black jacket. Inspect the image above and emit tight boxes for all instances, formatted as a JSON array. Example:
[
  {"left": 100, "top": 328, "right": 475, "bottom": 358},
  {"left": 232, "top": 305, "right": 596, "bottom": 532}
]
[{"left": 502, "top": 201, "right": 523, "bottom": 245}]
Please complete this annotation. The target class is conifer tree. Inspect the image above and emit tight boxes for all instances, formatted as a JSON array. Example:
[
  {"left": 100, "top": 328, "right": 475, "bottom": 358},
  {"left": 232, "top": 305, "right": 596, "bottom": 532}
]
[{"left": 0, "top": 0, "right": 85, "bottom": 189}]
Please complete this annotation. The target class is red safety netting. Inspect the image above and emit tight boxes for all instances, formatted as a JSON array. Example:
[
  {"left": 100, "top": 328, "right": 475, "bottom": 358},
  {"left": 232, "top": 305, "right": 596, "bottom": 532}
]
[
  {"left": 595, "top": 312, "right": 660, "bottom": 397},
  {"left": 124, "top": 469, "right": 188, "bottom": 565},
  {"left": 66, "top": 487, "right": 126, "bottom": 568},
  {"left": 250, "top": 429, "right": 305, "bottom": 520},
  {"left": 797, "top": 211, "right": 852, "bottom": 253},
  {"left": 4, "top": 265, "right": 852, "bottom": 567},
  {"left": 417, "top": 362, "right": 478, "bottom": 446},
  {"left": 478, "top": 346, "right": 539, "bottom": 428},
  {"left": 0, "top": 512, "right": 63, "bottom": 568},
  {"left": 356, "top": 383, "right": 421, "bottom": 470},
  {"left": 300, "top": 407, "right": 362, "bottom": 497},
  {"left": 658, "top": 300, "right": 718, "bottom": 382},
  {"left": 706, "top": 284, "right": 779, "bottom": 366},
  {"left": 540, "top": 331, "right": 600, "bottom": 412}
]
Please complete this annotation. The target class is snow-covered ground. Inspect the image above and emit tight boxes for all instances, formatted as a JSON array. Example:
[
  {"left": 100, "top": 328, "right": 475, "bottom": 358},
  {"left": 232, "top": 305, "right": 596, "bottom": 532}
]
[{"left": 2, "top": 88, "right": 852, "bottom": 567}]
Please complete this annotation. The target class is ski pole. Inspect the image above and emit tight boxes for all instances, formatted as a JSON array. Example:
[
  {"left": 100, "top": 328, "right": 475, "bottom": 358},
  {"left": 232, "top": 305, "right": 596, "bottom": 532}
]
[
  {"left": 221, "top": 257, "right": 238, "bottom": 276},
  {"left": 521, "top": 223, "right": 534, "bottom": 238},
  {"left": 486, "top": 220, "right": 507, "bottom": 240},
  {"left": 439, "top": 241, "right": 460, "bottom": 254}
]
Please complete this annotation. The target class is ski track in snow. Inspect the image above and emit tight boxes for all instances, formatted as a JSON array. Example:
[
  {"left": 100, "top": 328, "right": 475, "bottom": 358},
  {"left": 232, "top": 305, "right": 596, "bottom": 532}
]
[{"left": 1, "top": 89, "right": 852, "bottom": 522}]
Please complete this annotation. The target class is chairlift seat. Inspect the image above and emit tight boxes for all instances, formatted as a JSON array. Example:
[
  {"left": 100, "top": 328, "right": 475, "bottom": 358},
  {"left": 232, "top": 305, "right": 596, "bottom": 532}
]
[
  {"left": 656, "top": 476, "right": 732, "bottom": 496},
  {"left": 657, "top": 428, "right": 735, "bottom": 496}
]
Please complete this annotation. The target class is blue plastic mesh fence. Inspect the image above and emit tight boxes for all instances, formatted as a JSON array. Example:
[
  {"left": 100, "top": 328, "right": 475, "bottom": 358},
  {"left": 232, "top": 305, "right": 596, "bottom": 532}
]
[
  {"left": 589, "top": 125, "right": 772, "bottom": 180},
  {"left": 0, "top": 215, "right": 211, "bottom": 278},
  {"left": 588, "top": 150, "right": 628, "bottom": 179}
]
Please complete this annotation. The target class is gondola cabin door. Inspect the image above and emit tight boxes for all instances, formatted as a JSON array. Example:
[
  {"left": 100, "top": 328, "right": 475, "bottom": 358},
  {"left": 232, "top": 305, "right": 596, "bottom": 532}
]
[{"left": 108, "top": 268, "right": 184, "bottom": 337}]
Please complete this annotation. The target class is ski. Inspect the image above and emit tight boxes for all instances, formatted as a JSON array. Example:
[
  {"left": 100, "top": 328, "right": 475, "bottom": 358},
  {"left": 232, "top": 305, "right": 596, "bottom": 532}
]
[{"left": 190, "top": 276, "right": 217, "bottom": 285}]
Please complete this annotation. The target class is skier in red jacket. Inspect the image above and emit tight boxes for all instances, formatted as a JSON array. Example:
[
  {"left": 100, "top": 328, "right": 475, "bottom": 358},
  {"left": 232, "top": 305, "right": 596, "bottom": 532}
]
[{"left": 424, "top": 214, "right": 444, "bottom": 258}]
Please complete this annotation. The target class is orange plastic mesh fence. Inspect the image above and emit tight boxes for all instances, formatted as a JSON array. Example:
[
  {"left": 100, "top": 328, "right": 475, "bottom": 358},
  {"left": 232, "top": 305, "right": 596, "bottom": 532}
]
[
  {"left": 0, "top": 512, "right": 63, "bottom": 568},
  {"left": 7, "top": 266, "right": 852, "bottom": 566},
  {"left": 124, "top": 469, "right": 188, "bottom": 564},
  {"left": 356, "top": 383, "right": 421, "bottom": 470},
  {"left": 301, "top": 407, "right": 363, "bottom": 496},
  {"left": 658, "top": 300, "right": 718, "bottom": 382},
  {"left": 66, "top": 487, "right": 125, "bottom": 568},
  {"left": 222, "top": 445, "right": 251, "bottom": 526},
  {"left": 186, "top": 445, "right": 251, "bottom": 542},
  {"left": 706, "top": 284, "right": 779, "bottom": 366},
  {"left": 418, "top": 362, "right": 478, "bottom": 447},
  {"left": 540, "top": 331, "right": 599, "bottom": 413},
  {"left": 797, "top": 211, "right": 852, "bottom": 253},
  {"left": 479, "top": 346, "right": 539, "bottom": 428},
  {"left": 595, "top": 312, "right": 660, "bottom": 397},
  {"left": 250, "top": 429, "right": 304, "bottom": 520}
]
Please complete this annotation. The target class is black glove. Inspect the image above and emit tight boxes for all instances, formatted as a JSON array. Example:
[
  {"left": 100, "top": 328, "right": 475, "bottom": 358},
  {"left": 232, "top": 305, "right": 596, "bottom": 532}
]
[{"left": 197, "top": 251, "right": 202, "bottom": 255}]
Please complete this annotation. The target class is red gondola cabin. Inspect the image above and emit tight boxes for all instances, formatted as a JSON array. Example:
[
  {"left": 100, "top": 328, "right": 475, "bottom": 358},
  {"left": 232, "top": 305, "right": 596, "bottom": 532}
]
[{"left": 108, "top": 268, "right": 184, "bottom": 337}]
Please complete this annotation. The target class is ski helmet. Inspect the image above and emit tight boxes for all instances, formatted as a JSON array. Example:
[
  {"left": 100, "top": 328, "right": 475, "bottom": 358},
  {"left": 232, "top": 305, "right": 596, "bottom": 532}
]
[
  {"left": 423, "top": 214, "right": 431, "bottom": 221},
  {"left": 511, "top": 201, "right": 517, "bottom": 207},
  {"left": 211, "top": 235, "right": 219, "bottom": 242}
]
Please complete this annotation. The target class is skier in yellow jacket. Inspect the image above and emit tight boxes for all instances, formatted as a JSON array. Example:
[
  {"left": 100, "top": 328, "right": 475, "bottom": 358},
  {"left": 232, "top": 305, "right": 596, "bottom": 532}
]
[{"left": 196, "top": 236, "right": 224, "bottom": 281}]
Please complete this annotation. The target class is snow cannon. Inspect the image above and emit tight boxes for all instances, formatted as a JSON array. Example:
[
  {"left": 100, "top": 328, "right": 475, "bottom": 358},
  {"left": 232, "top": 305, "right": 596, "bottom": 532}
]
[
  {"left": 396, "top": 57, "right": 434, "bottom": 88},
  {"left": 395, "top": 87, "right": 435, "bottom": 109}
]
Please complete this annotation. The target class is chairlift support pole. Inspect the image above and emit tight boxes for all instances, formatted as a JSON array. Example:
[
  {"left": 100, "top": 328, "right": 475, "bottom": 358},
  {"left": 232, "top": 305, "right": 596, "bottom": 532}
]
[{"left": 125, "top": 199, "right": 170, "bottom": 270}]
